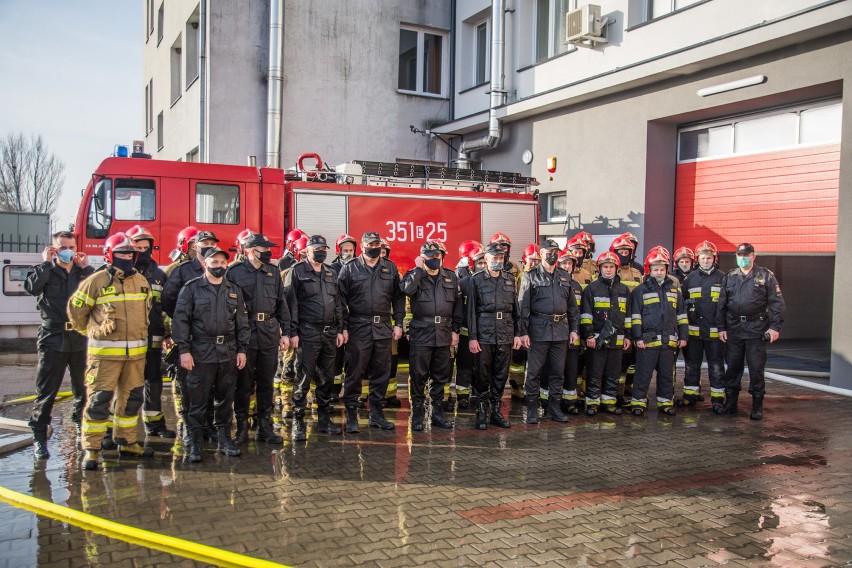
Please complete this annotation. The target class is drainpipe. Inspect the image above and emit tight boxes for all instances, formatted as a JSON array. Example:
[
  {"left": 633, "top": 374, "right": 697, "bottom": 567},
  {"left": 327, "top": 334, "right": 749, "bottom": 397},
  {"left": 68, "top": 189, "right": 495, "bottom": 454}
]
[
  {"left": 199, "top": 0, "right": 207, "bottom": 162},
  {"left": 266, "top": 0, "right": 284, "bottom": 168},
  {"left": 456, "top": 0, "right": 506, "bottom": 169}
]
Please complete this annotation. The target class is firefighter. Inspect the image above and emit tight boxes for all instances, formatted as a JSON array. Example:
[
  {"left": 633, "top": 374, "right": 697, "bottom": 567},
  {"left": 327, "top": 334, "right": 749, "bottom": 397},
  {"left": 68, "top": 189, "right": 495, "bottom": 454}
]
[
  {"left": 467, "top": 242, "right": 521, "bottom": 429},
  {"left": 517, "top": 239, "right": 580, "bottom": 424},
  {"left": 681, "top": 240, "right": 726, "bottom": 409},
  {"left": 610, "top": 235, "right": 643, "bottom": 290},
  {"left": 673, "top": 246, "right": 695, "bottom": 284},
  {"left": 576, "top": 231, "right": 599, "bottom": 278},
  {"left": 26, "top": 231, "right": 94, "bottom": 459},
  {"left": 331, "top": 234, "right": 358, "bottom": 275},
  {"left": 284, "top": 235, "right": 345, "bottom": 441},
  {"left": 338, "top": 232, "right": 405, "bottom": 432},
  {"left": 522, "top": 244, "right": 541, "bottom": 272},
  {"left": 489, "top": 233, "right": 522, "bottom": 288},
  {"left": 226, "top": 233, "right": 291, "bottom": 445},
  {"left": 166, "top": 226, "right": 199, "bottom": 271},
  {"left": 580, "top": 251, "right": 632, "bottom": 415},
  {"left": 557, "top": 248, "right": 584, "bottom": 414},
  {"left": 68, "top": 233, "right": 154, "bottom": 470},
  {"left": 172, "top": 247, "right": 250, "bottom": 462},
  {"left": 277, "top": 234, "right": 309, "bottom": 420},
  {"left": 277, "top": 228, "right": 306, "bottom": 272},
  {"left": 230, "top": 229, "right": 254, "bottom": 267},
  {"left": 455, "top": 240, "right": 482, "bottom": 279},
  {"left": 453, "top": 244, "right": 486, "bottom": 411},
  {"left": 629, "top": 247, "right": 688, "bottom": 416},
  {"left": 716, "top": 243, "right": 785, "bottom": 420},
  {"left": 126, "top": 225, "right": 175, "bottom": 439},
  {"left": 619, "top": 232, "right": 645, "bottom": 273},
  {"left": 400, "top": 240, "right": 463, "bottom": 431},
  {"left": 565, "top": 237, "right": 593, "bottom": 287}
]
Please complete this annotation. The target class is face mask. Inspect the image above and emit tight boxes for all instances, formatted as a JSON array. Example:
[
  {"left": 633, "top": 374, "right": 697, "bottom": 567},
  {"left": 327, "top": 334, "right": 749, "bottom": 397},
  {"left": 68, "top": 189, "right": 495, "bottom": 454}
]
[
  {"left": 341, "top": 252, "right": 354, "bottom": 262},
  {"left": 56, "top": 248, "right": 75, "bottom": 264},
  {"left": 424, "top": 258, "right": 442, "bottom": 270},
  {"left": 736, "top": 256, "right": 751, "bottom": 269},
  {"left": 311, "top": 250, "right": 327, "bottom": 264},
  {"left": 199, "top": 246, "right": 215, "bottom": 259},
  {"left": 112, "top": 257, "right": 136, "bottom": 275},
  {"left": 256, "top": 251, "right": 272, "bottom": 264},
  {"left": 616, "top": 251, "right": 631, "bottom": 264},
  {"left": 135, "top": 248, "right": 153, "bottom": 269},
  {"left": 207, "top": 266, "right": 226, "bottom": 278},
  {"left": 488, "top": 261, "right": 502, "bottom": 272},
  {"left": 364, "top": 247, "right": 381, "bottom": 259},
  {"left": 544, "top": 252, "right": 559, "bottom": 265}
]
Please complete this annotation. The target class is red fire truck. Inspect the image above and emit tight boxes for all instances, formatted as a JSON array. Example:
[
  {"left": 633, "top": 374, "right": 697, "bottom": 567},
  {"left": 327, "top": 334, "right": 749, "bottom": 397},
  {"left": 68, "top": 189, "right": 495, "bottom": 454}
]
[{"left": 73, "top": 153, "right": 540, "bottom": 272}]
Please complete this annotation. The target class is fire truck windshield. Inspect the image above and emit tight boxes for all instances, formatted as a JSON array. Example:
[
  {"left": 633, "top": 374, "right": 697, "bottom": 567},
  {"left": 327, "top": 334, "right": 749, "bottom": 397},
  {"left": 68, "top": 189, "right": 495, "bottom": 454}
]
[{"left": 87, "top": 178, "right": 112, "bottom": 239}]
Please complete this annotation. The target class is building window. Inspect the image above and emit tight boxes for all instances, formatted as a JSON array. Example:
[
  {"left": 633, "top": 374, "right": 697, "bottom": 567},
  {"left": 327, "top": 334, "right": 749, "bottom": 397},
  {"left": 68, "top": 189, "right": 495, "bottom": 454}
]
[
  {"left": 475, "top": 20, "right": 489, "bottom": 86},
  {"left": 185, "top": 8, "right": 200, "bottom": 87},
  {"left": 646, "top": 0, "right": 701, "bottom": 21},
  {"left": 147, "top": 79, "right": 153, "bottom": 134},
  {"left": 144, "top": 84, "right": 149, "bottom": 134},
  {"left": 535, "top": 0, "right": 572, "bottom": 63},
  {"left": 114, "top": 180, "right": 156, "bottom": 221},
  {"left": 545, "top": 193, "right": 567, "bottom": 222},
  {"left": 157, "top": 2, "right": 164, "bottom": 45},
  {"left": 677, "top": 101, "right": 842, "bottom": 162},
  {"left": 157, "top": 112, "right": 164, "bottom": 150},
  {"left": 186, "top": 147, "right": 200, "bottom": 162},
  {"left": 171, "top": 35, "right": 182, "bottom": 104},
  {"left": 398, "top": 26, "right": 447, "bottom": 96},
  {"left": 146, "top": 0, "right": 154, "bottom": 40},
  {"left": 196, "top": 184, "right": 240, "bottom": 224}
]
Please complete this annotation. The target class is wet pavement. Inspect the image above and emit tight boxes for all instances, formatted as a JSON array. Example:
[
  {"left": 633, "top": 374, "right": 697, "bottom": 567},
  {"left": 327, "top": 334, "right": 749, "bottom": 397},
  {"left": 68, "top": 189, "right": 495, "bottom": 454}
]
[{"left": 1, "top": 368, "right": 852, "bottom": 567}]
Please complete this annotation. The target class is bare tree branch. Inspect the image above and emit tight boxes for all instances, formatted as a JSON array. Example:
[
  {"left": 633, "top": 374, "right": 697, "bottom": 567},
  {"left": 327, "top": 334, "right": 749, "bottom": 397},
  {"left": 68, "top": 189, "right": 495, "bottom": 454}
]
[{"left": 0, "top": 132, "right": 65, "bottom": 215}]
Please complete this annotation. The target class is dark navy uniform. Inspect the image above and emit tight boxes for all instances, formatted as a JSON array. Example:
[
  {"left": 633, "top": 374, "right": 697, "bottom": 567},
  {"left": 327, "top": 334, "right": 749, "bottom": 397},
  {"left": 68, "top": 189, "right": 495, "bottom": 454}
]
[
  {"left": 136, "top": 260, "right": 170, "bottom": 435},
  {"left": 682, "top": 266, "right": 726, "bottom": 406}
]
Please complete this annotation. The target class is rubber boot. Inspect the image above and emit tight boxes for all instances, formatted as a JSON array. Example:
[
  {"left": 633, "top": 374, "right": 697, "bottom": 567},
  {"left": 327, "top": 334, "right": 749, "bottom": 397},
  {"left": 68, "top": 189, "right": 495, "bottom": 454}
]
[
  {"left": 256, "top": 415, "right": 284, "bottom": 443},
  {"left": 118, "top": 441, "right": 155, "bottom": 457},
  {"left": 411, "top": 403, "right": 425, "bottom": 432},
  {"left": 490, "top": 400, "right": 511, "bottom": 429},
  {"left": 548, "top": 395, "right": 569, "bottom": 422},
  {"left": 188, "top": 430, "right": 203, "bottom": 463},
  {"left": 82, "top": 449, "right": 99, "bottom": 470},
  {"left": 234, "top": 418, "right": 249, "bottom": 445},
  {"left": 431, "top": 402, "right": 454, "bottom": 429},
  {"left": 217, "top": 427, "right": 241, "bottom": 456},
  {"left": 101, "top": 428, "right": 117, "bottom": 450},
  {"left": 525, "top": 395, "right": 539, "bottom": 424},
  {"left": 317, "top": 408, "right": 343, "bottom": 435},
  {"left": 204, "top": 423, "right": 217, "bottom": 444},
  {"left": 344, "top": 406, "right": 360, "bottom": 433},
  {"left": 292, "top": 410, "right": 307, "bottom": 442},
  {"left": 384, "top": 395, "right": 402, "bottom": 408},
  {"left": 31, "top": 424, "right": 49, "bottom": 460},
  {"left": 715, "top": 389, "right": 739, "bottom": 415},
  {"left": 475, "top": 400, "right": 488, "bottom": 430},
  {"left": 146, "top": 419, "right": 176, "bottom": 439},
  {"left": 750, "top": 394, "right": 764, "bottom": 421},
  {"left": 368, "top": 406, "right": 395, "bottom": 430}
]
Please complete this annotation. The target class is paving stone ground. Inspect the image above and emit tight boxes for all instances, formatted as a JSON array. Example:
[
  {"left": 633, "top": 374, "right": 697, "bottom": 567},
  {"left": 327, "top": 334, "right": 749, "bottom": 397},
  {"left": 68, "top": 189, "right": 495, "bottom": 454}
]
[{"left": 0, "top": 360, "right": 851, "bottom": 567}]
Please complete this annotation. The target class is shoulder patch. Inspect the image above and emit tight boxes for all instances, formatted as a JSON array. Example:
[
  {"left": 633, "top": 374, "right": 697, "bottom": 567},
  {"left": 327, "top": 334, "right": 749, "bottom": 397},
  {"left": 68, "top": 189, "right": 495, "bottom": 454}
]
[
  {"left": 228, "top": 292, "right": 238, "bottom": 299},
  {"left": 444, "top": 277, "right": 452, "bottom": 283},
  {"left": 102, "top": 286, "right": 116, "bottom": 295}
]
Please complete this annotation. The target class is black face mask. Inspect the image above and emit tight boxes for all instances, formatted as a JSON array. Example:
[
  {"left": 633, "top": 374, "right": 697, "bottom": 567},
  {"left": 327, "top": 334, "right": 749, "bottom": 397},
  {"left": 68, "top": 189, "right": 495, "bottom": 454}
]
[
  {"left": 364, "top": 247, "right": 381, "bottom": 259},
  {"left": 135, "top": 248, "right": 153, "bottom": 270},
  {"left": 424, "top": 258, "right": 442, "bottom": 270},
  {"left": 544, "top": 252, "right": 559, "bottom": 265},
  {"left": 207, "top": 266, "right": 226, "bottom": 278},
  {"left": 615, "top": 251, "right": 632, "bottom": 265},
  {"left": 199, "top": 246, "right": 215, "bottom": 259},
  {"left": 311, "top": 250, "right": 327, "bottom": 264},
  {"left": 112, "top": 257, "right": 136, "bottom": 275},
  {"left": 256, "top": 251, "right": 272, "bottom": 264}
]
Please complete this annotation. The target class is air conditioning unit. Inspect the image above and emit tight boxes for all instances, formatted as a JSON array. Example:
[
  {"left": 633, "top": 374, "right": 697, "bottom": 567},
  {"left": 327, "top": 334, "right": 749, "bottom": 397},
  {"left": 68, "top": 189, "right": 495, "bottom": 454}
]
[{"left": 565, "top": 4, "right": 607, "bottom": 44}]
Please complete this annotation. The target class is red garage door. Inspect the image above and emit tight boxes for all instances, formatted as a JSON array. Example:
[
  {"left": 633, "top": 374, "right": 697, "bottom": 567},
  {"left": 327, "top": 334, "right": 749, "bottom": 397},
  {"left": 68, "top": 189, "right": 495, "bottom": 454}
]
[{"left": 673, "top": 101, "right": 841, "bottom": 254}]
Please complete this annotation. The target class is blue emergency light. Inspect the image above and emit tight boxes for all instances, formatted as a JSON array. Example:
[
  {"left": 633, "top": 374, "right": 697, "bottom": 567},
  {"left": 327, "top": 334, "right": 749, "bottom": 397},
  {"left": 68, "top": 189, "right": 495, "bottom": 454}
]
[{"left": 113, "top": 145, "right": 129, "bottom": 157}]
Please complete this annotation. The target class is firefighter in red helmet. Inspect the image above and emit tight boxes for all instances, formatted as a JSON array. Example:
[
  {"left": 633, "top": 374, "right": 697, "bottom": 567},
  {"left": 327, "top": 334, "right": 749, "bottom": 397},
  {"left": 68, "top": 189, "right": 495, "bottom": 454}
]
[
  {"left": 610, "top": 235, "right": 643, "bottom": 290},
  {"left": 231, "top": 229, "right": 254, "bottom": 266},
  {"left": 456, "top": 239, "right": 483, "bottom": 279},
  {"left": 672, "top": 246, "right": 695, "bottom": 284},
  {"left": 556, "top": 247, "right": 584, "bottom": 414},
  {"left": 575, "top": 231, "right": 598, "bottom": 278},
  {"left": 166, "top": 226, "right": 199, "bottom": 275},
  {"left": 522, "top": 244, "right": 541, "bottom": 272},
  {"left": 489, "top": 232, "right": 522, "bottom": 288},
  {"left": 565, "top": 237, "right": 593, "bottom": 287},
  {"left": 277, "top": 228, "right": 306, "bottom": 272},
  {"left": 331, "top": 233, "right": 358, "bottom": 276}
]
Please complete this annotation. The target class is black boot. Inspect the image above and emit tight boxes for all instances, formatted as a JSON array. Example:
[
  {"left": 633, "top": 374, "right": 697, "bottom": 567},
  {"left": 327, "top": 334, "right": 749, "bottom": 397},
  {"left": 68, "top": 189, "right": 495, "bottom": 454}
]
[
  {"left": 368, "top": 406, "right": 395, "bottom": 430},
  {"left": 317, "top": 408, "right": 343, "bottom": 435},
  {"left": 750, "top": 394, "right": 764, "bottom": 420},
  {"left": 217, "top": 427, "right": 241, "bottom": 456},
  {"left": 188, "top": 430, "right": 203, "bottom": 463},
  {"left": 525, "top": 395, "right": 539, "bottom": 424},
  {"left": 234, "top": 418, "right": 249, "bottom": 445},
  {"left": 475, "top": 401, "right": 488, "bottom": 430},
  {"left": 101, "top": 427, "right": 117, "bottom": 450},
  {"left": 457, "top": 394, "right": 471, "bottom": 410},
  {"left": 204, "top": 423, "right": 218, "bottom": 443},
  {"left": 31, "top": 424, "right": 49, "bottom": 460},
  {"left": 256, "top": 415, "right": 284, "bottom": 443},
  {"left": 344, "top": 406, "right": 360, "bottom": 433},
  {"left": 292, "top": 410, "right": 307, "bottom": 442},
  {"left": 548, "top": 395, "right": 569, "bottom": 422},
  {"left": 715, "top": 389, "right": 739, "bottom": 415},
  {"left": 431, "top": 402, "right": 454, "bottom": 429},
  {"left": 489, "top": 401, "right": 511, "bottom": 428},
  {"left": 411, "top": 403, "right": 425, "bottom": 432},
  {"left": 145, "top": 419, "right": 176, "bottom": 438}
]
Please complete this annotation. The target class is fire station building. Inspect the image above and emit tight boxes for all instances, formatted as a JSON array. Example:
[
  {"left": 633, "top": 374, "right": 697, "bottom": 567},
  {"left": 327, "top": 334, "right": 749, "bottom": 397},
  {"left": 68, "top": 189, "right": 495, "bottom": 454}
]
[{"left": 440, "top": 0, "right": 852, "bottom": 389}]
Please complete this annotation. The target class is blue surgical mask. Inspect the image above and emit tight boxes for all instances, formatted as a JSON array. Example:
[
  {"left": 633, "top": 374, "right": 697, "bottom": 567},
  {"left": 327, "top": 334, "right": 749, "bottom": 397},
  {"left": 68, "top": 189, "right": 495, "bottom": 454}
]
[
  {"left": 736, "top": 256, "right": 752, "bottom": 269},
  {"left": 56, "top": 249, "right": 75, "bottom": 263}
]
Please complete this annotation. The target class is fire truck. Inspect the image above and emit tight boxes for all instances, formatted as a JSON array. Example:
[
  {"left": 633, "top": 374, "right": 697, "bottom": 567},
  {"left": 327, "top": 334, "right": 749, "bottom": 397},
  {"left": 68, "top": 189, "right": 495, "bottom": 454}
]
[{"left": 73, "top": 152, "right": 540, "bottom": 272}]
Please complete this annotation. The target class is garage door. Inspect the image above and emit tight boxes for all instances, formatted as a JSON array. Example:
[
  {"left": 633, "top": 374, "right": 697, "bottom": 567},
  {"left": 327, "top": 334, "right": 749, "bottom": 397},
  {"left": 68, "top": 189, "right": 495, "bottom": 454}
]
[{"left": 674, "top": 101, "right": 841, "bottom": 254}]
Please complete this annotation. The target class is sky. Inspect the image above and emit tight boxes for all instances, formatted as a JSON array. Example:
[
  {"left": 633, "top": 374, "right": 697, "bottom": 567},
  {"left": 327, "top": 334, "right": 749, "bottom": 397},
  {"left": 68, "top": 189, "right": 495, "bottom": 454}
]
[{"left": 0, "top": 1, "right": 141, "bottom": 231}]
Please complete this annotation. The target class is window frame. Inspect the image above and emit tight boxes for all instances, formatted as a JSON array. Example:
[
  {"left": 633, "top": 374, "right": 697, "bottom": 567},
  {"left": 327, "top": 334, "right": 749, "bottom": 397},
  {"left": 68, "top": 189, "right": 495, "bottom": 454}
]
[
  {"left": 113, "top": 179, "right": 157, "bottom": 222},
  {"left": 534, "top": 0, "right": 575, "bottom": 64},
  {"left": 544, "top": 192, "right": 568, "bottom": 223},
  {"left": 157, "top": 111, "right": 164, "bottom": 151},
  {"left": 474, "top": 19, "right": 490, "bottom": 87},
  {"left": 194, "top": 183, "right": 241, "bottom": 225},
  {"left": 170, "top": 34, "right": 183, "bottom": 106},
  {"left": 157, "top": 2, "right": 164, "bottom": 46},
  {"left": 397, "top": 25, "right": 449, "bottom": 98}
]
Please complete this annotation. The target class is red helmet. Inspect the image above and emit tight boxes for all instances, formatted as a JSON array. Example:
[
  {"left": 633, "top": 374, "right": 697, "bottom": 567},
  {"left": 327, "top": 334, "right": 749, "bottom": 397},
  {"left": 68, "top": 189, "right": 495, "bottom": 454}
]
[
  {"left": 489, "top": 233, "right": 512, "bottom": 252},
  {"left": 644, "top": 246, "right": 671, "bottom": 275},
  {"left": 470, "top": 245, "right": 486, "bottom": 263},
  {"left": 557, "top": 247, "right": 576, "bottom": 269},
  {"left": 335, "top": 233, "right": 358, "bottom": 255},
  {"left": 126, "top": 225, "right": 155, "bottom": 244},
  {"left": 522, "top": 244, "right": 540, "bottom": 264},
  {"left": 286, "top": 229, "right": 307, "bottom": 251},
  {"left": 177, "top": 226, "right": 199, "bottom": 255},
  {"left": 576, "top": 231, "right": 596, "bottom": 254},
  {"left": 619, "top": 232, "right": 639, "bottom": 248},
  {"left": 694, "top": 240, "right": 719, "bottom": 264},
  {"left": 104, "top": 232, "right": 137, "bottom": 264},
  {"left": 293, "top": 236, "right": 309, "bottom": 257},
  {"left": 236, "top": 229, "right": 254, "bottom": 250},
  {"left": 458, "top": 240, "right": 483, "bottom": 264},
  {"left": 610, "top": 235, "right": 636, "bottom": 253},
  {"left": 597, "top": 251, "right": 621, "bottom": 268},
  {"left": 674, "top": 246, "right": 695, "bottom": 266},
  {"left": 380, "top": 238, "right": 391, "bottom": 258}
]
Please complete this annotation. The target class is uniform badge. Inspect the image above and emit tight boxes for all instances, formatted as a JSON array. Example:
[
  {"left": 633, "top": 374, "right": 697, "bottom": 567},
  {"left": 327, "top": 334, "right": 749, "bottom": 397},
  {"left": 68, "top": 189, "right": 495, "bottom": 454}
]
[
  {"left": 103, "top": 286, "right": 116, "bottom": 295},
  {"left": 228, "top": 293, "right": 238, "bottom": 298}
]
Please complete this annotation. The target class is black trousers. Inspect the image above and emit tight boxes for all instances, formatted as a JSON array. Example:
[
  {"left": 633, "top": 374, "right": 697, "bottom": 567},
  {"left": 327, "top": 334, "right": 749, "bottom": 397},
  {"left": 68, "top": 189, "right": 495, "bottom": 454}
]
[
  {"left": 454, "top": 335, "right": 474, "bottom": 395},
  {"left": 30, "top": 349, "right": 86, "bottom": 427},
  {"left": 524, "top": 341, "right": 568, "bottom": 396},
  {"left": 408, "top": 344, "right": 452, "bottom": 406},
  {"left": 563, "top": 348, "right": 581, "bottom": 394},
  {"left": 342, "top": 328, "right": 391, "bottom": 407},
  {"left": 585, "top": 348, "right": 622, "bottom": 402},
  {"left": 723, "top": 335, "right": 767, "bottom": 395},
  {"left": 185, "top": 361, "right": 237, "bottom": 432},
  {"left": 235, "top": 346, "right": 279, "bottom": 420},
  {"left": 684, "top": 339, "right": 725, "bottom": 396},
  {"left": 143, "top": 346, "right": 165, "bottom": 424},
  {"left": 293, "top": 333, "right": 336, "bottom": 411},
  {"left": 632, "top": 348, "right": 675, "bottom": 404},
  {"left": 473, "top": 343, "right": 511, "bottom": 403}
]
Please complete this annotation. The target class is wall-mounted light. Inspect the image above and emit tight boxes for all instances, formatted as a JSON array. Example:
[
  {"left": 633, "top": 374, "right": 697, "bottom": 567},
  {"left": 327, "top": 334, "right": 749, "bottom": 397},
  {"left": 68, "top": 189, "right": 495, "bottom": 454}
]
[
  {"left": 697, "top": 75, "right": 766, "bottom": 97},
  {"left": 546, "top": 156, "right": 557, "bottom": 173}
]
